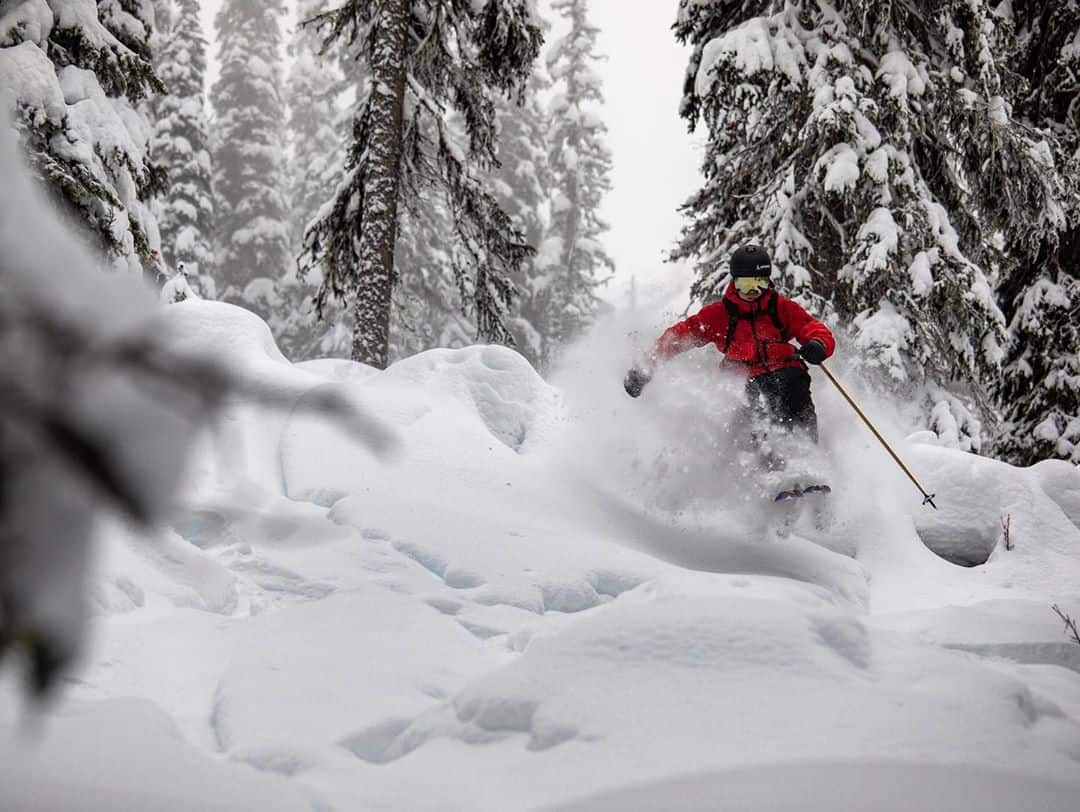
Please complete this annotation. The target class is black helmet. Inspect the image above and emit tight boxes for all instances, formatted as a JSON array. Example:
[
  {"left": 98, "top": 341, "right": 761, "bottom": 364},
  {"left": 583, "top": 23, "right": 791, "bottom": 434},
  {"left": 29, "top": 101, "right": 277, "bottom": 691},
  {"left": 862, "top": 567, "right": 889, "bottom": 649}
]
[{"left": 730, "top": 244, "right": 771, "bottom": 278}]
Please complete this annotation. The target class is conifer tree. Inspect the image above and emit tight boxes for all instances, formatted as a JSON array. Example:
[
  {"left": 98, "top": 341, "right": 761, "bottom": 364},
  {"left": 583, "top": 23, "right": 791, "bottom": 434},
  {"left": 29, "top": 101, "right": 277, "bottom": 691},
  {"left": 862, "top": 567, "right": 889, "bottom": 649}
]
[
  {"left": 0, "top": 0, "right": 164, "bottom": 274},
  {"left": 493, "top": 71, "right": 553, "bottom": 366},
  {"left": 150, "top": 0, "right": 173, "bottom": 35},
  {"left": 673, "top": 0, "right": 1070, "bottom": 449},
  {"left": 152, "top": 0, "right": 215, "bottom": 296},
  {"left": 993, "top": 2, "right": 1080, "bottom": 464},
  {"left": 539, "top": 0, "right": 614, "bottom": 363},
  {"left": 267, "top": 0, "right": 351, "bottom": 360},
  {"left": 392, "top": 194, "right": 474, "bottom": 357},
  {"left": 210, "top": 0, "right": 291, "bottom": 314},
  {"left": 288, "top": 0, "right": 346, "bottom": 252},
  {"left": 300, "top": 0, "right": 544, "bottom": 368}
]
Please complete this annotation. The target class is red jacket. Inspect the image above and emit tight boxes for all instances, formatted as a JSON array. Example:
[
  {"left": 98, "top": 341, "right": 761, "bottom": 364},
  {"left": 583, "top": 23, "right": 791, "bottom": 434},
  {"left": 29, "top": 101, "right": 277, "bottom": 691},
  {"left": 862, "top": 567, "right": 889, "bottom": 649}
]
[{"left": 653, "top": 284, "right": 835, "bottom": 378}]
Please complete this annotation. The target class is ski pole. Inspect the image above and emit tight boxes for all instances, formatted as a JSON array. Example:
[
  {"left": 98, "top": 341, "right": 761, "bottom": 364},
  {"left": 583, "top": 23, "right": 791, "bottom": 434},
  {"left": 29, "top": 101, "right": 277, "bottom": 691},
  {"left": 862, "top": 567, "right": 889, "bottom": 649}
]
[{"left": 818, "top": 362, "right": 938, "bottom": 509}]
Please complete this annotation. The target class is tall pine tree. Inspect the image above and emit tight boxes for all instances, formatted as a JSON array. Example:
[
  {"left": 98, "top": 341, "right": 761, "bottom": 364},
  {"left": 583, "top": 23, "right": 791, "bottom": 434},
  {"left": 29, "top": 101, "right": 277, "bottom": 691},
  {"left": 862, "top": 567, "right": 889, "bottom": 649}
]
[
  {"left": 300, "top": 0, "right": 544, "bottom": 368},
  {"left": 993, "top": 1, "right": 1080, "bottom": 464},
  {"left": 269, "top": 0, "right": 352, "bottom": 360},
  {"left": 210, "top": 0, "right": 291, "bottom": 314},
  {"left": 0, "top": 0, "right": 164, "bottom": 274},
  {"left": 673, "top": 0, "right": 1069, "bottom": 450},
  {"left": 493, "top": 70, "right": 553, "bottom": 366},
  {"left": 392, "top": 191, "right": 474, "bottom": 357},
  {"left": 152, "top": 0, "right": 215, "bottom": 295},
  {"left": 287, "top": 0, "right": 346, "bottom": 252},
  {"left": 540, "top": 0, "right": 614, "bottom": 365}
]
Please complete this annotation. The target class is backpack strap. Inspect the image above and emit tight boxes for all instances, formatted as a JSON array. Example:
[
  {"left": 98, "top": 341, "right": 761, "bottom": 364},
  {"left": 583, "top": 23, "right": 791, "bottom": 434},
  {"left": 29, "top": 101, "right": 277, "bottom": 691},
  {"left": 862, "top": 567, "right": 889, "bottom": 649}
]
[
  {"left": 766, "top": 292, "right": 785, "bottom": 338},
  {"left": 722, "top": 298, "right": 741, "bottom": 352}
]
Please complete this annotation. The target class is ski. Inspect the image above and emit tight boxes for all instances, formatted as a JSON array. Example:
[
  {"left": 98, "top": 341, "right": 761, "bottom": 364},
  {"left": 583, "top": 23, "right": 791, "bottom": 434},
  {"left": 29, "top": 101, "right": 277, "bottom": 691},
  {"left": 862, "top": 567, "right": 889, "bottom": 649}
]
[{"left": 773, "top": 483, "right": 831, "bottom": 502}]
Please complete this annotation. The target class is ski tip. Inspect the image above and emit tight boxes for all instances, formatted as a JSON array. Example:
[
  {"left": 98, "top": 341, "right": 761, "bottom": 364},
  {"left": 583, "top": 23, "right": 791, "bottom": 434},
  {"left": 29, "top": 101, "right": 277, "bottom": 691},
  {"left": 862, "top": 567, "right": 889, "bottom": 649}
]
[{"left": 774, "top": 488, "right": 803, "bottom": 502}]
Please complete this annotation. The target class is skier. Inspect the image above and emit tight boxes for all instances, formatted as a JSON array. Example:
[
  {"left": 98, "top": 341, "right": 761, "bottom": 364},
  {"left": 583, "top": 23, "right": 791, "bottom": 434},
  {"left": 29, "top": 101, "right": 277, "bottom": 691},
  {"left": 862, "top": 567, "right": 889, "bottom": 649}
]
[{"left": 623, "top": 244, "right": 835, "bottom": 498}]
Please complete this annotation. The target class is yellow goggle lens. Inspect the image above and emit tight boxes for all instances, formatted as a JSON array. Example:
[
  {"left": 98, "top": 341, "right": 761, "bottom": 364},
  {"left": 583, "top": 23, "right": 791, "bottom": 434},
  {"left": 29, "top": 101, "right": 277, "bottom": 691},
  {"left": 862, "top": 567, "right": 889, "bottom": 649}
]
[{"left": 734, "top": 277, "right": 769, "bottom": 293}]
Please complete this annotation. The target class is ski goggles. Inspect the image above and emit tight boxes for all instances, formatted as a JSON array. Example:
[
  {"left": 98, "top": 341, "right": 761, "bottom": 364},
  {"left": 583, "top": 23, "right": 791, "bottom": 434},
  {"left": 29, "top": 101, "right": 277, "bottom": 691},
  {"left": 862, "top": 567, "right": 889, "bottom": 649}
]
[{"left": 734, "top": 276, "right": 770, "bottom": 294}]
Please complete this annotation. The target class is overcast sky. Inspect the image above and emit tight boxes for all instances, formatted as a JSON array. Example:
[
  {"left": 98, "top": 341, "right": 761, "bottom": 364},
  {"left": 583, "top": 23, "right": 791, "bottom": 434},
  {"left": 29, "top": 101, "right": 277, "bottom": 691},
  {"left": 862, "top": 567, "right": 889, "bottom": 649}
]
[
  {"left": 197, "top": 0, "right": 700, "bottom": 306},
  {"left": 586, "top": 0, "right": 700, "bottom": 305}
]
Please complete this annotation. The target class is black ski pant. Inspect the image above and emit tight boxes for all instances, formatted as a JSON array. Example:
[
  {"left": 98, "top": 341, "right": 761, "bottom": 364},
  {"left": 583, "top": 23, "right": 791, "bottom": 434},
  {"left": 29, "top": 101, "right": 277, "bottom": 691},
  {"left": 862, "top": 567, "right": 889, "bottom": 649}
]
[{"left": 743, "top": 366, "right": 819, "bottom": 444}]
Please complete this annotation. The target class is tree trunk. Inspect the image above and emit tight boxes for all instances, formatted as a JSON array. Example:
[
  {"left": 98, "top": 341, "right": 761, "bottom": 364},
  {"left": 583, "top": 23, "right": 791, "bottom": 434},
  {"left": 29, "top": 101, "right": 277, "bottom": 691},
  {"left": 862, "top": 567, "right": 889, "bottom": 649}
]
[{"left": 352, "top": 0, "right": 408, "bottom": 367}]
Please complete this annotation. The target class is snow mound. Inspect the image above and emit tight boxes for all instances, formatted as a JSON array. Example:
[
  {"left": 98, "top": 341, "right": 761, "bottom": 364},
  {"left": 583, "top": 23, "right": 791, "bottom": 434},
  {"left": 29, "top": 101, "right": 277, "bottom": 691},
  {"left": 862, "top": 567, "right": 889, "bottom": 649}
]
[
  {"left": 159, "top": 299, "right": 395, "bottom": 500},
  {"left": 158, "top": 299, "right": 290, "bottom": 366},
  {"left": 381, "top": 344, "right": 560, "bottom": 453},
  {"left": 906, "top": 442, "right": 1080, "bottom": 574},
  {"left": 282, "top": 344, "right": 560, "bottom": 505}
]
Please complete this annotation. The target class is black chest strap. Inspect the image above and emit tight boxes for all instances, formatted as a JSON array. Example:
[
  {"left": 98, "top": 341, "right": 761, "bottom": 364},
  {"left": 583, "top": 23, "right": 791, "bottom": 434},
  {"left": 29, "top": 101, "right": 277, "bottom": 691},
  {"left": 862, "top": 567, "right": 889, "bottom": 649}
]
[{"left": 722, "top": 294, "right": 784, "bottom": 352}]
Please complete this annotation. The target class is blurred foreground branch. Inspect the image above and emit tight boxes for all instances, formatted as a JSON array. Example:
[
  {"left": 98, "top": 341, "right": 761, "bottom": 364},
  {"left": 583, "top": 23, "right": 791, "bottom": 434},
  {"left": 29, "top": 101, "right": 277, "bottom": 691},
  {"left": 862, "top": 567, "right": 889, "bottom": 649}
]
[{"left": 0, "top": 106, "right": 395, "bottom": 700}]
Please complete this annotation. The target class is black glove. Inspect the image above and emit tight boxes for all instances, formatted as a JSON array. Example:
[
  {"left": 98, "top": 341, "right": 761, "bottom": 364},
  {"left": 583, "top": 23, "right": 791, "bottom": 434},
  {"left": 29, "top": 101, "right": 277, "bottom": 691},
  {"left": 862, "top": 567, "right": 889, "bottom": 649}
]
[
  {"left": 797, "top": 339, "right": 827, "bottom": 365},
  {"left": 623, "top": 366, "right": 652, "bottom": 398}
]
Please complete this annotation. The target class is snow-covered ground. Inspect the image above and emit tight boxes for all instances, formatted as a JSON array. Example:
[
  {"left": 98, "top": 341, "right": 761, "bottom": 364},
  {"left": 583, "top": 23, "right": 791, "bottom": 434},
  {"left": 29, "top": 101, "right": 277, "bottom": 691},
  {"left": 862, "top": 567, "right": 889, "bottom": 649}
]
[{"left": 3, "top": 300, "right": 1079, "bottom": 811}]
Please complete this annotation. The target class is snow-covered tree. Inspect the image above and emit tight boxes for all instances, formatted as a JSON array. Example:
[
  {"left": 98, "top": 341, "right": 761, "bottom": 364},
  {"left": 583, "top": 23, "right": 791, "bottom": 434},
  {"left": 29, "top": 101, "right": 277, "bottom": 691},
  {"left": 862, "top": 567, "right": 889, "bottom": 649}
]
[
  {"left": 150, "top": 0, "right": 173, "bottom": 34},
  {"left": 391, "top": 186, "right": 473, "bottom": 358},
  {"left": 210, "top": 0, "right": 291, "bottom": 314},
  {"left": 993, "top": 2, "right": 1080, "bottom": 464},
  {"left": 492, "top": 71, "right": 553, "bottom": 366},
  {"left": 995, "top": 267, "right": 1080, "bottom": 464},
  {"left": 0, "top": 0, "right": 164, "bottom": 275},
  {"left": 152, "top": 0, "right": 215, "bottom": 296},
  {"left": 673, "top": 0, "right": 1070, "bottom": 450},
  {"left": 539, "top": 0, "right": 614, "bottom": 364},
  {"left": 300, "top": 0, "right": 544, "bottom": 367},
  {"left": 259, "top": 0, "right": 352, "bottom": 361},
  {"left": 287, "top": 1, "right": 346, "bottom": 252}
]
